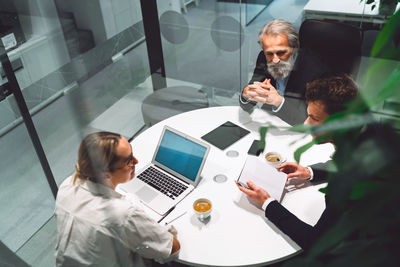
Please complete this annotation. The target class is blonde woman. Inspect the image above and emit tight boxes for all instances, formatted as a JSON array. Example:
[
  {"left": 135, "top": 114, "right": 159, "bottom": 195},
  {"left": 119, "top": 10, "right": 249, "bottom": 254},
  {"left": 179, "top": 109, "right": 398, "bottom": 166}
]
[{"left": 55, "top": 132, "right": 180, "bottom": 267}]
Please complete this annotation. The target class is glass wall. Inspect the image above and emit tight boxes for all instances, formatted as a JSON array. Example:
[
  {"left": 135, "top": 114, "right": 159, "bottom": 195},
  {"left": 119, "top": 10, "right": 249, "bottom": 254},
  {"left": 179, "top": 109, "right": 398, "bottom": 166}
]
[
  {"left": 0, "top": 0, "right": 149, "bottom": 258},
  {"left": 0, "top": 0, "right": 399, "bottom": 265},
  {"left": 151, "top": 0, "right": 244, "bottom": 125}
]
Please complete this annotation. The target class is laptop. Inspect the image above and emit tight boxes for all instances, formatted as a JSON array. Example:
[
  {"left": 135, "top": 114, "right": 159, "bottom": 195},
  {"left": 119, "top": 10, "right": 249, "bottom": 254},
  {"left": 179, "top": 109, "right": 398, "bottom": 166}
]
[{"left": 119, "top": 126, "right": 210, "bottom": 215}]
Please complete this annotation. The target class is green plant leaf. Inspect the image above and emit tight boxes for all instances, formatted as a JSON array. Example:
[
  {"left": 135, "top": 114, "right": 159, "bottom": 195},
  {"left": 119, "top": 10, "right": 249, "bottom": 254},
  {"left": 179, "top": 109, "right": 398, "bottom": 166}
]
[
  {"left": 291, "top": 113, "right": 376, "bottom": 163},
  {"left": 375, "top": 68, "right": 400, "bottom": 104},
  {"left": 258, "top": 125, "right": 276, "bottom": 150},
  {"left": 350, "top": 181, "right": 387, "bottom": 200},
  {"left": 288, "top": 124, "right": 313, "bottom": 133},
  {"left": 371, "top": 9, "right": 400, "bottom": 57},
  {"left": 360, "top": 63, "right": 400, "bottom": 111},
  {"left": 294, "top": 138, "right": 318, "bottom": 162},
  {"left": 319, "top": 186, "right": 327, "bottom": 194},
  {"left": 315, "top": 113, "right": 375, "bottom": 134}
]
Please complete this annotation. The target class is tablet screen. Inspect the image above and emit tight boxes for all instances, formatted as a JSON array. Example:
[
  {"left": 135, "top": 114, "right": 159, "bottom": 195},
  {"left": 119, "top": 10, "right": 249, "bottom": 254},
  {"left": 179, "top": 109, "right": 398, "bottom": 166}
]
[{"left": 201, "top": 121, "right": 250, "bottom": 150}]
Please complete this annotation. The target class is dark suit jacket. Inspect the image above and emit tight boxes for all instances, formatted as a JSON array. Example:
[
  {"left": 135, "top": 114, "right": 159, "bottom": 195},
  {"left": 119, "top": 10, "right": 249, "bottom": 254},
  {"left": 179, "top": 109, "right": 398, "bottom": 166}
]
[
  {"left": 264, "top": 123, "right": 386, "bottom": 251},
  {"left": 264, "top": 159, "right": 335, "bottom": 250},
  {"left": 310, "top": 161, "right": 332, "bottom": 183},
  {"left": 240, "top": 48, "right": 330, "bottom": 125},
  {"left": 264, "top": 149, "right": 336, "bottom": 250},
  {"left": 265, "top": 196, "right": 338, "bottom": 251},
  {"left": 265, "top": 160, "right": 335, "bottom": 251}
]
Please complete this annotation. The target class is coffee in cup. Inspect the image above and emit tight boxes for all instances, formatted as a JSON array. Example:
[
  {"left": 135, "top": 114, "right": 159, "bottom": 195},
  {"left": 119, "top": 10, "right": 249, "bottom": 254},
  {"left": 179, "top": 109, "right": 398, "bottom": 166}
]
[
  {"left": 193, "top": 198, "right": 212, "bottom": 221},
  {"left": 265, "top": 152, "right": 283, "bottom": 167}
]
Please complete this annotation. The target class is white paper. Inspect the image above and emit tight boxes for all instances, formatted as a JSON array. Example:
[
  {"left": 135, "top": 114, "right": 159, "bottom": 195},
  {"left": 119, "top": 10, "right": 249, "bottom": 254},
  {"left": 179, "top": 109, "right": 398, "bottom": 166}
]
[{"left": 238, "top": 155, "right": 287, "bottom": 202}]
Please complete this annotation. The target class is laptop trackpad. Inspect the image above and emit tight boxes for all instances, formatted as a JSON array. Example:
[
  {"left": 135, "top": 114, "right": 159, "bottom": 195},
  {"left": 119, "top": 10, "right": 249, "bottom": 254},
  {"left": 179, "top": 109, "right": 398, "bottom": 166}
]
[{"left": 136, "top": 186, "right": 158, "bottom": 203}]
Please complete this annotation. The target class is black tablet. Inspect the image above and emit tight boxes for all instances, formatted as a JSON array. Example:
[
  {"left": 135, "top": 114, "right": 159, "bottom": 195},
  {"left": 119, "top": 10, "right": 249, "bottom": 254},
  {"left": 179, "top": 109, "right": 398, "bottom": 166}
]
[{"left": 201, "top": 121, "right": 250, "bottom": 150}]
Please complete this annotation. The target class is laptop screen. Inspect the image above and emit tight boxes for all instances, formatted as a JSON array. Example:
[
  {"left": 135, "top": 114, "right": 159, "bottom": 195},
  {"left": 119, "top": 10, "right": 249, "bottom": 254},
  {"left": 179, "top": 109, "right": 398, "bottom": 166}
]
[{"left": 155, "top": 129, "right": 207, "bottom": 181}]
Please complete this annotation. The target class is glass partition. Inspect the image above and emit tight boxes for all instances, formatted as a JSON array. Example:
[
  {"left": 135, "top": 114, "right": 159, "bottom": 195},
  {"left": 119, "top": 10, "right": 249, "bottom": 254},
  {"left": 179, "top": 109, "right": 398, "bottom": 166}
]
[
  {"left": 0, "top": 0, "right": 149, "bottom": 258},
  {"left": 0, "top": 125, "right": 55, "bottom": 252},
  {"left": 245, "top": 0, "right": 272, "bottom": 26},
  {"left": 151, "top": 0, "right": 243, "bottom": 127}
]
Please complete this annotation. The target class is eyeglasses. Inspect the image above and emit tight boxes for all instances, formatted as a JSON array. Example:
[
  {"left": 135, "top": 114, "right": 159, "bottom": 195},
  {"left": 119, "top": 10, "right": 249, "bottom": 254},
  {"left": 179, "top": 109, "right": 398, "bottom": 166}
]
[{"left": 113, "top": 152, "right": 137, "bottom": 170}]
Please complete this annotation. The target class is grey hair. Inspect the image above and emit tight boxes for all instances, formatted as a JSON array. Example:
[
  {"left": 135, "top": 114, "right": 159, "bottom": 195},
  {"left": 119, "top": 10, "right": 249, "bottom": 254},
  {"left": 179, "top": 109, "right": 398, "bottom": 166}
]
[{"left": 257, "top": 19, "right": 299, "bottom": 48}]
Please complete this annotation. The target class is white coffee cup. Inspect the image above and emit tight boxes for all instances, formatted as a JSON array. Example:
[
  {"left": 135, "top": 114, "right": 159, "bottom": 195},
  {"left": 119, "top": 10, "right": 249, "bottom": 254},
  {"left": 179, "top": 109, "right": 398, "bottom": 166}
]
[
  {"left": 193, "top": 198, "right": 212, "bottom": 221},
  {"left": 264, "top": 151, "right": 285, "bottom": 167}
]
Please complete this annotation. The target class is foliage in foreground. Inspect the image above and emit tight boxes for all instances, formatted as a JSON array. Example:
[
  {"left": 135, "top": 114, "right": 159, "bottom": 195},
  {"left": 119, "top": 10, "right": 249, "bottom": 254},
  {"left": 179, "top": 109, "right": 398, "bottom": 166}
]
[{"left": 260, "top": 10, "right": 400, "bottom": 266}]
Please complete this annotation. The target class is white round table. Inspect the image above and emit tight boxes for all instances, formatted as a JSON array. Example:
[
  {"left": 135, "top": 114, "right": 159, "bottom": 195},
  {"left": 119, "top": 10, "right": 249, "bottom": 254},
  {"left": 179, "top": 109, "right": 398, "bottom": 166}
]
[{"left": 128, "top": 106, "right": 334, "bottom": 266}]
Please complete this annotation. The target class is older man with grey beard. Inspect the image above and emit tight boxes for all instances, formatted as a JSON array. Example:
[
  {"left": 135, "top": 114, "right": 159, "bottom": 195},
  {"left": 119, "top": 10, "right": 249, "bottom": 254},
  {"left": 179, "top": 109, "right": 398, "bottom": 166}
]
[{"left": 240, "top": 19, "right": 330, "bottom": 125}]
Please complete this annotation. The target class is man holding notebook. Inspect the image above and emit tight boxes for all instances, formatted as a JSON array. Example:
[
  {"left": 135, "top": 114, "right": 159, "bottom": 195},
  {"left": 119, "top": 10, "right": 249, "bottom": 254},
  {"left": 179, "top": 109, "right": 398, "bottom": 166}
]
[{"left": 236, "top": 75, "right": 359, "bottom": 250}]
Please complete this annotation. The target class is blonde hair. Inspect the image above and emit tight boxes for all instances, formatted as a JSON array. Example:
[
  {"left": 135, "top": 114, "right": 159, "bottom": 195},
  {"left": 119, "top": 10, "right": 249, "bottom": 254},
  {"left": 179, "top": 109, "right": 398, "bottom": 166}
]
[
  {"left": 73, "top": 132, "right": 121, "bottom": 184},
  {"left": 257, "top": 19, "right": 299, "bottom": 48}
]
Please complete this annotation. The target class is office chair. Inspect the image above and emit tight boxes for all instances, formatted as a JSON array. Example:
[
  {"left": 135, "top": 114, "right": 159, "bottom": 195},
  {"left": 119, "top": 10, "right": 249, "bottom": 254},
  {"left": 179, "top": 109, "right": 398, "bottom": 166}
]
[
  {"left": 141, "top": 86, "right": 209, "bottom": 127},
  {"left": 299, "top": 19, "right": 362, "bottom": 76}
]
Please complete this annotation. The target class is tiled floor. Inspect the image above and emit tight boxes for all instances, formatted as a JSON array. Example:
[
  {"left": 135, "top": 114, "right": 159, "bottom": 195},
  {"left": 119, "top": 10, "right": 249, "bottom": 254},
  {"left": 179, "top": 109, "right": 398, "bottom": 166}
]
[{"left": 16, "top": 217, "right": 57, "bottom": 267}]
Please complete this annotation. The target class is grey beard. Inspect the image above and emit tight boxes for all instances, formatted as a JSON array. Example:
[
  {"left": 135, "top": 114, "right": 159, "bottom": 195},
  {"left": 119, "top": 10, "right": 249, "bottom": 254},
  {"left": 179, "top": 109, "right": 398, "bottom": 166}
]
[{"left": 267, "top": 55, "right": 295, "bottom": 80}]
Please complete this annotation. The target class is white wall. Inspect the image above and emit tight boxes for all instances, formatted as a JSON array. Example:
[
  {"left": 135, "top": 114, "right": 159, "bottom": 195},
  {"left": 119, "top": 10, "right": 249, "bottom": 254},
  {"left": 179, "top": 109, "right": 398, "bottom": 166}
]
[
  {"left": 100, "top": 0, "right": 143, "bottom": 39},
  {"left": 57, "top": 0, "right": 144, "bottom": 44}
]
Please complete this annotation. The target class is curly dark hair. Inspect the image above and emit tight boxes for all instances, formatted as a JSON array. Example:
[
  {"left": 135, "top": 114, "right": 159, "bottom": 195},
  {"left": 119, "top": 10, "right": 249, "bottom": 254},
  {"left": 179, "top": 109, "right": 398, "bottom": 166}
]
[{"left": 305, "top": 75, "right": 359, "bottom": 115}]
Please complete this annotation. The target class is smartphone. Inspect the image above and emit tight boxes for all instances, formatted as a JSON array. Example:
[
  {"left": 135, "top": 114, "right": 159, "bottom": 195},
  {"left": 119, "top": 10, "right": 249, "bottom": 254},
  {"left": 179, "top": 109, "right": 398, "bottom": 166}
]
[
  {"left": 237, "top": 181, "right": 250, "bottom": 189},
  {"left": 247, "top": 139, "right": 262, "bottom": 156}
]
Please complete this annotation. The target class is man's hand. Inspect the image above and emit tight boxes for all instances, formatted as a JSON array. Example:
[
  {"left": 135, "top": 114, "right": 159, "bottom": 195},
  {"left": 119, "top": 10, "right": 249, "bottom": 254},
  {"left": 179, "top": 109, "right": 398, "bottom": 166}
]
[
  {"left": 235, "top": 181, "right": 270, "bottom": 205},
  {"left": 242, "top": 79, "right": 283, "bottom": 107},
  {"left": 277, "top": 162, "right": 311, "bottom": 180}
]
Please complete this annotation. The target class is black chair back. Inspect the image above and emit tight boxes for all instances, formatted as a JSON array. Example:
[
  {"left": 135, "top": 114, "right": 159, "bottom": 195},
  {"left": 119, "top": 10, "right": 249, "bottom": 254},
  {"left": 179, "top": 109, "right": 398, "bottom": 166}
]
[{"left": 299, "top": 19, "right": 362, "bottom": 76}]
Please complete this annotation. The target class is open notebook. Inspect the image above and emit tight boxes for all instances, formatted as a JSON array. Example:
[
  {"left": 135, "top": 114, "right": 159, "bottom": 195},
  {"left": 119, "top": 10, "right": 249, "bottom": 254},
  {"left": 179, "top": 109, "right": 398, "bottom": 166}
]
[{"left": 238, "top": 155, "right": 287, "bottom": 202}]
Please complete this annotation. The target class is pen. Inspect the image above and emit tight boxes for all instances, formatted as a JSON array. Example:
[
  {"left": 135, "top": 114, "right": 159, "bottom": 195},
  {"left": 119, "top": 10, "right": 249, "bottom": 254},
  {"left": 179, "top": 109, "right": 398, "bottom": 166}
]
[
  {"left": 157, "top": 206, "right": 175, "bottom": 223},
  {"left": 164, "top": 211, "right": 187, "bottom": 226}
]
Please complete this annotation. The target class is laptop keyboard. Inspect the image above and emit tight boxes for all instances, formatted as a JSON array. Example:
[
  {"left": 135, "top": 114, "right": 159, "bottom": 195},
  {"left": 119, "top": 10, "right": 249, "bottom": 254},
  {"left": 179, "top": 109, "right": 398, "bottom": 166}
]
[{"left": 137, "top": 166, "right": 188, "bottom": 199}]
